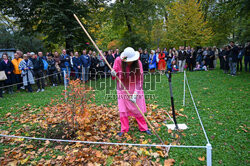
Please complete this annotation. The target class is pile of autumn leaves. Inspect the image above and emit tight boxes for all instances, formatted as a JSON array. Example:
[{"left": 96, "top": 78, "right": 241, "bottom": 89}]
[{"left": 0, "top": 80, "right": 181, "bottom": 165}]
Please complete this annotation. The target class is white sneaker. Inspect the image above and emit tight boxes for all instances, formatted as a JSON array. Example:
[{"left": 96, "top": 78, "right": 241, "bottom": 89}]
[
  {"left": 37, "top": 89, "right": 41, "bottom": 93},
  {"left": 53, "top": 84, "right": 56, "bottom": 86},
  {"left": 41, "top": 89, "right": 45, "bottom": 92},
  {"left": 21, "top": 86, "right": 25, "bottom": 90}
]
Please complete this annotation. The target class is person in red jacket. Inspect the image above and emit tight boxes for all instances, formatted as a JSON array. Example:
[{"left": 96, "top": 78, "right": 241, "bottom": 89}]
[{"left": 158, "top": 50, "right": 166, "bottom": 74}]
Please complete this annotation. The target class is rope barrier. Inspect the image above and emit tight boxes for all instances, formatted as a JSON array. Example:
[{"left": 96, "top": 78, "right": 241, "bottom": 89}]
[
  {"left": 0, "top": 134, "right": 206, "bottom": 149},
  {"left": 0, "top": 72, "right": 60, "bottom": 89},
  {"left": 184, "top": 72, "right": 210, "bottom": 144},
  {"left": 0, "top": 70, "right": 110, "bottom": 90}
]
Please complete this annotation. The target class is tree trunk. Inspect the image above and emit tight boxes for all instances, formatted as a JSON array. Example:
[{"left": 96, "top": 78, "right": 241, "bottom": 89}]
[
  {"left": 66, "top": 36, "right": 74, "bottom": 53},
  {"left": 124, "top": 15, "right": 132, "bottom": 33},
  {"left": 121, "top": 0, "right": 133, "bottom": 45},
  {"left": 120, "top": 0, "right": 132, "bottom": 33}
]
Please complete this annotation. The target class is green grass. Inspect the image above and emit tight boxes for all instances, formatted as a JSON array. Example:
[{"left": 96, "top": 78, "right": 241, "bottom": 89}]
[{"left": 0, "top": 69, "right": 249, "bottom": 165}]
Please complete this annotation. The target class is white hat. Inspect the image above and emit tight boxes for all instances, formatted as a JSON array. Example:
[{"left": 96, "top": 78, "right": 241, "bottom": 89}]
[{"left": 120, "top": 47, "right": 140, "bottom": 62}]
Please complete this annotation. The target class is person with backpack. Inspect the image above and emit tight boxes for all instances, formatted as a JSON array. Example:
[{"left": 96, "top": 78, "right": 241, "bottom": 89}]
[{"left": 31, "top": 52, "right": 45, "bottom": 92}]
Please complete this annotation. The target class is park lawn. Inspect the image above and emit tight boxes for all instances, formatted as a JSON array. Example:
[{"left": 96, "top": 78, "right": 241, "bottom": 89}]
[{"left": 0, "top": 68, "right": 249, "bottom": 165}]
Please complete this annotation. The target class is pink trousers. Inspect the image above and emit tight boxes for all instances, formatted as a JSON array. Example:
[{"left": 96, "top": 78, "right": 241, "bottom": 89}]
[{"left": 120, "top": 116, "right": 148, "bottom": 132}]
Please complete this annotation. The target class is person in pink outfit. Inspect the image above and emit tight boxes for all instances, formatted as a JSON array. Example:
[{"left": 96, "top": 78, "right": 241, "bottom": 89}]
[{"left": 111, "top": 47, "right": 152, "bottom": 136}]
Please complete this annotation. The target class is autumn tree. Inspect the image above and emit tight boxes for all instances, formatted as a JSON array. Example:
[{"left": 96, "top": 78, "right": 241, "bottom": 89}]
[{"left": 165, "top": 0, "right": 213, "bottom": 47}]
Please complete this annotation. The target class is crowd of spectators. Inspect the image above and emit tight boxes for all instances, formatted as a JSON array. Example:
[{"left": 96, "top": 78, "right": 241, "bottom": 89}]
[{"left": 0, "top": 41, "right": 249, "bottom": 98}]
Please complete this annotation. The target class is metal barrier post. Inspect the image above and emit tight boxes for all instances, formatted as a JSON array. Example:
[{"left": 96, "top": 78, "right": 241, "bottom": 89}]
[
  {"left": 63, "top": 70, "right": 67, "bottom": 101},
  {"left": 206, "top": 143, "right": 212, "bottom": 166},
  {"left": 183, "top": 71, "right": 186, "bottom": 106}
]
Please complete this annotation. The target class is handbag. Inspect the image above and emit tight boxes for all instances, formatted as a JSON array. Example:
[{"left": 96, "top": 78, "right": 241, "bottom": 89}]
[{"left": 0, "top": 71, "right": 7, "bottom": 81}]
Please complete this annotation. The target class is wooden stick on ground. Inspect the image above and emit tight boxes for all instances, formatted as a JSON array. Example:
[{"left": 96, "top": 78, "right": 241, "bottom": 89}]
[{"left": 73, "top": 14, "right": 165, "bottom": 145}]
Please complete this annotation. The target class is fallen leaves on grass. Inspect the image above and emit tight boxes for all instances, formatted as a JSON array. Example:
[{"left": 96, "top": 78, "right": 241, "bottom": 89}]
[
  {"left": 164, "top": 158, "right": 175, "bottom": 166},
  {"left": 198, "top": 156, "right": 205, "bottom": 161},
  {"left": 0, "top": 81, "right": 183, "bottom": 165}
]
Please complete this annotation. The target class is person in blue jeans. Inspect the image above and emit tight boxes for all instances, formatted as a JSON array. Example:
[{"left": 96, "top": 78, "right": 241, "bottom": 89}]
[
  {"left": 80, "top": 49, "right": 91, "bottom": 83},
  {"left": 72, "top": 52, "right": 82, "bottom": 80},
  {"left": 60, "top": 49, "right": 71, "bottom": 85}
]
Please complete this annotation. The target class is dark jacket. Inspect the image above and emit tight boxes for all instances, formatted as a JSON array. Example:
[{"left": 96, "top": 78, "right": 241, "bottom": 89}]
[
  {"left": 106, "top": 54, "right": 115, "bottom": 67},
  {"left": 0, "top": 60, "right": 15, "bottom": 85},
  {"left": 196, "top": 49, "right": 203, "bottom": 63},
  {"left": 114, "top": 53, "right": 120, "bottom": 59},
  {"left": 229, "top": 46, "right": 239, "bottom": 62},
  {"left": 47, "top": 59, "right": 56, "bottom": 71},
  {"left": 140, "top": 53, "right": 149, "bottom": 66},
  {"left": 80, "top": 54, "right": 91, "bottom": 68},
  {"left": 246, "top": 45, "right": 250, "bottom": 57},
  {"left": 73, "top": 57, "right": 82, "bottom": 69},
  {"left": 91, "top": 57, "right": 98, "bottom": 68},
  {"left": 31, "top": 57, "right": 44, "bottom": 71},
  {"left": 60, "top": 54, "right": 72, "bottom": 68},
  {"left": 178, "top": 50, "right": 187, "bottom": 60},
  {"left": 186, "top": 50, "right": 192, "bottom": 62},
  {"left": 210, "top": 51, "right": 215, "bottom": 60}
]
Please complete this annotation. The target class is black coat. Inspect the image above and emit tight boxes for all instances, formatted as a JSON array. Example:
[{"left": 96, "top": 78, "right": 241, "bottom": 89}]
[
  {"left": 47, "top": 59, "right": 56, "bottom": 71},
  {"left": 186, "top": 51, "right": 192, "bottom": 63},
  {"left": 0, "top": 60, "right": 15, "bottom": 85},
  {"left": 31, "top": 57, "right": 44, "bottom": 71},
  {"left": 90, "top": 57, "right": 99, "bottom": 71},
  {"left": 106, "top": 55, "right": 115, "bottom": 67},
  {"left": 178, "top": 50, "right": 187, "bottom": 60},
  {"left": 140, "top": 53, "right": 149, "bottom": 66},
  {"left": 229, "top": 46, "right": 239, "bottom": 62},
  {"left": 114, "top": 53, "right": 120, "bottom": 59}
]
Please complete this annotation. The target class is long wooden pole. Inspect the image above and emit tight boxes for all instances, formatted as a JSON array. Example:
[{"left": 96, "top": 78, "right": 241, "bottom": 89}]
[{"left": 73, "top": 14, "right": 164, "bottom": 144}]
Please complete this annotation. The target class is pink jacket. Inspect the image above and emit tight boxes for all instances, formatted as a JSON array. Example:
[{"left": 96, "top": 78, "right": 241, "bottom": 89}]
[{"left": 112, "top": 57, "right": 146, "bottom": 115}]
